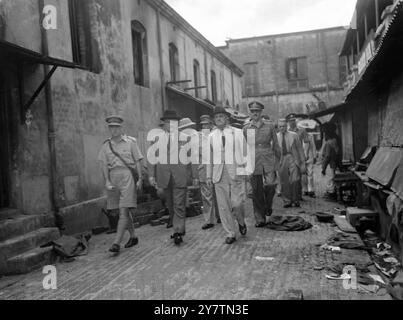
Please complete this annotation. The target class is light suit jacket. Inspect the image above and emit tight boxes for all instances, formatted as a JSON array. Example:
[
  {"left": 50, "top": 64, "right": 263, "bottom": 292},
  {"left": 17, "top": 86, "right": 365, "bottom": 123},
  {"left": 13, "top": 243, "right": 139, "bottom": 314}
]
[
  {"left": 277, "top": 131, "right": 306, "bottom": 169},
  {"left": 207, "top": 126, "right": 253, "bottom": 184}
]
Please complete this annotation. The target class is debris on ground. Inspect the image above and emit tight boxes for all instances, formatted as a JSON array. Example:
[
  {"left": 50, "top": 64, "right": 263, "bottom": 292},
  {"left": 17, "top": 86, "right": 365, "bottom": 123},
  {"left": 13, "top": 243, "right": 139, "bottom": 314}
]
[
  {"left": 320, "top": 244, "right": 341, "bottom": 253},
  {"left": 46, "top": 233, "right": 92, "bottom": 262},
  {"left": 255, "top": 256, "right": 275, "bottom": 262},
  {"left": 266, "top": 216, "right": 312, "bottom": 232},
  {"left": 326, "top": 233, "right": 369, "bottom": 251}
]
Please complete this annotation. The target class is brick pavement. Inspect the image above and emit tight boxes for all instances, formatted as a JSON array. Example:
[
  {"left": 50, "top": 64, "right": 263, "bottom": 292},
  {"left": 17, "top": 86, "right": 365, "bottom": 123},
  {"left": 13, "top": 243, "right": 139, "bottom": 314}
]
[{"left": 0, "top": 167, "right": 391, "bottom": 300}]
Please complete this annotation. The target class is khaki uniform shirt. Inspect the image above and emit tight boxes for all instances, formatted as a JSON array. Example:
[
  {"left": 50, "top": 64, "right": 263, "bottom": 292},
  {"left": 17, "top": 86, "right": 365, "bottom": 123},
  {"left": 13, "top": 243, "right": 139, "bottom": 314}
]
[
  {"left": 243, "top": 119, "right": 280, "bottom": 175},
  {"left": 98, "top": 135, "right": 143, "bottom": 170}
]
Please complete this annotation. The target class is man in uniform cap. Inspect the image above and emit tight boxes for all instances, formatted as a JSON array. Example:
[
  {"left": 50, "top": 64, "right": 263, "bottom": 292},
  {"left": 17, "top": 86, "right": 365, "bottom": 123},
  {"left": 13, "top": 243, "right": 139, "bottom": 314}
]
[
  {"left": 98, "top": 115, "right": 144, "bottom": 254},
  {"left": 198, "top": 115, "right": 220, "bottom": 230},
  {"left": 243, "top": 101, "right": 281, "bottom": 227},
  {"left": 207, "top": 106, "right": 250, "bottom": 245},
  {"left": 277, "top": 119, "right": 306, "bottom": 208}
]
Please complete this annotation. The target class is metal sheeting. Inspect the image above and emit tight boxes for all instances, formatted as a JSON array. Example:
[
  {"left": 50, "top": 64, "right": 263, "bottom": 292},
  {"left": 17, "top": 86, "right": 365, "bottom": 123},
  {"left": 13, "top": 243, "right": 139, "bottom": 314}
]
[{"left": 366, "top": 147, "right": 403, "bottom": 187}]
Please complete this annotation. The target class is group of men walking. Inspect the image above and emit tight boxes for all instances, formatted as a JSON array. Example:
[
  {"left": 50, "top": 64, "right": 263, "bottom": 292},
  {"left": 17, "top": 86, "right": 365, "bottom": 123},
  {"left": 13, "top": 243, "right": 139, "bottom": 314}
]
[{"left": 98, "top": 101, "right": 318, "bottom": 253}]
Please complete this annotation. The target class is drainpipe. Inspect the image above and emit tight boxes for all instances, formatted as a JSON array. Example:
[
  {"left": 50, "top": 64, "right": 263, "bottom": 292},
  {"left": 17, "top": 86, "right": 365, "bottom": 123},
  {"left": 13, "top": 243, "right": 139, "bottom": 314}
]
[
  {"left": 156, "top": 9, "right": 166, "bottom": 111},
  {"left": 38, "top": 0, "right": 62, "bottom": 229}
]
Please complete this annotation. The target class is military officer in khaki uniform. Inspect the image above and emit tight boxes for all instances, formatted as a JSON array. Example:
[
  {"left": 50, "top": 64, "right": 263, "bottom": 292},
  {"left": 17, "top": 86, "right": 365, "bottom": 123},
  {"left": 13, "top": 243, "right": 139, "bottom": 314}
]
[
  {"left": 243, "top": 102, "right": 281, "bottom": 227},
  {"left": 98, "top": 115, "right": 144, "bottom": 254}
]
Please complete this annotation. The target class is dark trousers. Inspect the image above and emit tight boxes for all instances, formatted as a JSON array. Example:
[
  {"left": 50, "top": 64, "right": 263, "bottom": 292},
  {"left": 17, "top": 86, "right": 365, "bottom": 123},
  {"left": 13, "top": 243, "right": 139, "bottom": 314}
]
[{"left": 250, "top": 175, "right": 276, "bottom": 224}]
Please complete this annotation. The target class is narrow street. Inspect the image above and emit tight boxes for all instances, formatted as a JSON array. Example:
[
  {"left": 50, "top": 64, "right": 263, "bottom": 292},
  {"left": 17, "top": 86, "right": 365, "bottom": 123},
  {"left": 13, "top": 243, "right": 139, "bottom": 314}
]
[{"left": 0, "top": 167, "right": 391, "bottom": 300}]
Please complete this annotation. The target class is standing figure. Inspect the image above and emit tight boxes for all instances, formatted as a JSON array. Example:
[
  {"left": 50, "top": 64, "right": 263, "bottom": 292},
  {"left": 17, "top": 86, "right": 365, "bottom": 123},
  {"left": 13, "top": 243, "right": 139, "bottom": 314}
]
[
  {"left": 277, "top": 119, "right": 306, "bottom": 208},
  {"left": 298, "top": 127, "right": 317, "bottom": 198},
  {"left": 207, "top": 106, "right": 251, "bottom": 245},
  {"left": 288, "top": 115, "right": 305, "bottom": 202},
  {"left": 322, "top": 129, "right": 340, "bottom": 200},
  {"left": 149, "top": 110, "right": 198, "bottom": 245},
  {"left": 243, "top": 102, "right": 281, "bottom": 228},
  {"left": 98, "top": 115, "right": 144, "bottom": 254},
  {"left": 199, "top": 115, "right": 220, "bottom": 230}
]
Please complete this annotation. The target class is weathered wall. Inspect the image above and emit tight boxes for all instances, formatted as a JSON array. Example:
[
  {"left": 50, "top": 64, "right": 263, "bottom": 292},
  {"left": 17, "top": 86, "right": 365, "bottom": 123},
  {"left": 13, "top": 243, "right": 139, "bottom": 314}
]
[
  {"left": 1, "top": 0, "right": 243, "bottom": 233},
  {"left": 220, "top": 27, "right": 347, "bottom": 118}
]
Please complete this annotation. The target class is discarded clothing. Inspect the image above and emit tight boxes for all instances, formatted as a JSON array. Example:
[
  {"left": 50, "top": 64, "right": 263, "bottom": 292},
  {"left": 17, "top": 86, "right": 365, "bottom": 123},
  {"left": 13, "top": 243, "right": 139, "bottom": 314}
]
[
  {"left": 326, "top": 233, "right": 369, "bottom": 251},
  {"left": 49, "top": 233, "right": 91, "bottom": 260},
  {"left": 266, "top": 216, "right": 312, "bottom": 232}
]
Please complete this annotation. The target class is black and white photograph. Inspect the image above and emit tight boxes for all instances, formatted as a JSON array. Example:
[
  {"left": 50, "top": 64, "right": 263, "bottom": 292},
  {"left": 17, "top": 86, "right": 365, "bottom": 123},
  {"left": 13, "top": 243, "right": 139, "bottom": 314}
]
[{"left": 0, "top": 0, "right": 403, "bottom": 304}]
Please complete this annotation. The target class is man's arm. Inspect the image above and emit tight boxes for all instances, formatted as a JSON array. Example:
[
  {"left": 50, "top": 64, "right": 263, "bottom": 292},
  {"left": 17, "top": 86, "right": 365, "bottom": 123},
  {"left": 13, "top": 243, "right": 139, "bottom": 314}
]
[
  {"left": 322, "top": 142, "right": 331, "bottom": 173},
  {"left": 271, "top": 125, "right": 281, "bottom": 160},
  {"left": 98, "top": 145, "right": 113, "bottom": 190},
  {"left": 294, "top": 135, "right": 306, "bottom": 172}
]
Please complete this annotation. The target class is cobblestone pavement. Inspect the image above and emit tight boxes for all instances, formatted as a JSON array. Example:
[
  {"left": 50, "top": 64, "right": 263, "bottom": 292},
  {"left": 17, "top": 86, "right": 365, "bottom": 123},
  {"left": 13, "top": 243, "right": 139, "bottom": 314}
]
[{"left": 0, "top": 167, "right": 391, "bottom": 300}]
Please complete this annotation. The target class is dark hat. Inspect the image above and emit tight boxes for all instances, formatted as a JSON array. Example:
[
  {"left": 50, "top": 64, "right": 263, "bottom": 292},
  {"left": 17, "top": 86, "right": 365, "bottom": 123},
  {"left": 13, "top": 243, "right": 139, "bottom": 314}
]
[
  {"left": 106, "top": 115, "right": 124, "bottom": 127},
  {"left": 248, "top": 101, "right": 265, "bottom": 111},
  {"left": 287, "top": 113, "right": 298, "bottom": 122},
  {"left": 200, "top": 115, "right": 213, "bottom": 125},
  {"left": 213, "top": 106, "right": 231, "bottom": 117},
  {"left": 160, "top": 110, "right": 180, "bottom": 121}
]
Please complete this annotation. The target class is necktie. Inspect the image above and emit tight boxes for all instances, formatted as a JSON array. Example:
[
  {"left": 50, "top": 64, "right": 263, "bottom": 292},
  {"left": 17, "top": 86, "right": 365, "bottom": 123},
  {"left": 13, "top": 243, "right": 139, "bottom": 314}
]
[
  {"left": 222, "top": 134, "right": 226, "bottom": 148},
  {"left": 282, "top": 133, "right": 288, "bottom": 155}
]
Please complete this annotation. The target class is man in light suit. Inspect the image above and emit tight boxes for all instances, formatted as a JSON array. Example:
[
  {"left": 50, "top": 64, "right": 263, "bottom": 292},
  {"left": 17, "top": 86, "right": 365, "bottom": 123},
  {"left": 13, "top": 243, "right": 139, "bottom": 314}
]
[
  {"left": 149, "top": 110, "right": 198, "bottom": 246},
  {"left": 298, "top": 126, "right": 317, "bottom": 198},
  {"left": 277, "top": 119, "right": 307, "bottom": 208},
  {"left": 207, "top": 106, "right": 253, "bottom": 245}
]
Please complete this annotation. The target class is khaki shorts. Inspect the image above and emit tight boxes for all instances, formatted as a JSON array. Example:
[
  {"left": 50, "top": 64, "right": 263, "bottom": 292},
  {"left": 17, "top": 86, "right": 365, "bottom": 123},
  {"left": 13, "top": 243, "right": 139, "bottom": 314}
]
[{"left": 107, "top": 168, "right": 137, "bottom": 210}]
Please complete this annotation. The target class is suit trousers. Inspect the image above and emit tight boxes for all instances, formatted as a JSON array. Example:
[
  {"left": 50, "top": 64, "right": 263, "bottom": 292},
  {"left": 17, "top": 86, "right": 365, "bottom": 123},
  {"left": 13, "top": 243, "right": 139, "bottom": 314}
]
[
  {"left": 200, "top": 182, "right": 216, "bottom": 225},
  {"left": 164, "top": 177, "right": 187, "bottom": 234},
  {"left": 214, "top": 167, "right": 246, "bottom": 238},
  {"left": 302, "top": 161, "right": 314, "bottom": 193},
  {"left": 279, "top": 154, "right": 301, "bottom": 204},
  {"left": 250, "top": 173, "right": 277, "bottom": 224}
]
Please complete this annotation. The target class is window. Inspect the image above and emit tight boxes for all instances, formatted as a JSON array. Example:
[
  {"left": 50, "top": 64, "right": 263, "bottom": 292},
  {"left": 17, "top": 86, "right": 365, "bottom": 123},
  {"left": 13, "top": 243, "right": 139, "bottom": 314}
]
[
  {"left": 339, "top": 56, "right": 348, "bottom": 86},
  {"left": 210, "top": 70, "right": 217, "bottom": 103},
  {"left": 286, "top": 57, "right": 308, "bottom": 90},
  {"left": 131, "top": 20, "right": 149, "bottom": 87},
  {"left": 68, "top": 0, "right": 101, "bottom": 72},
  {"left": 169, "top": 43, "right": 179, "bottom": 82},
  {"left": 193, "top": 59, "right": 200, "bottom": 98},
  {"left": 243, "top": 62, "right": 259, "bottom": 96}
]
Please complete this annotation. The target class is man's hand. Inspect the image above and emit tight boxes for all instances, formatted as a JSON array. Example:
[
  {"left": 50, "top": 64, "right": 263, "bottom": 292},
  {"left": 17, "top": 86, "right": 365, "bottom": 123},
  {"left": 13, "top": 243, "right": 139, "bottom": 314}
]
[
  {"left": 149, "top": 176, "right": 156, "bottom": 187},
  {"left": 106, "top": 181, "right": 115, "bottom": 191},
  {"left": 206, "top": 178, "right": 213, "bottom": 188}
]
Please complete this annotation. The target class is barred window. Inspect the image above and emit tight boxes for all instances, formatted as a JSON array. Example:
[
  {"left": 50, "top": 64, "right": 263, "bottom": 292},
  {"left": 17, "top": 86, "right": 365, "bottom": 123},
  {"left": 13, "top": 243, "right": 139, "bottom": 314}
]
[{"left": 132, "top": 20, "right": 149, "bottom": 87}]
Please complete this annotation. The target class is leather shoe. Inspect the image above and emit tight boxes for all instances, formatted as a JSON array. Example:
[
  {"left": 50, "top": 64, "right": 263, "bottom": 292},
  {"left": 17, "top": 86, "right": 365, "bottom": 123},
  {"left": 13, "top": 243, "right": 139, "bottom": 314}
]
[
  {"left": 173, "top": 233, "right": 183, "bottom": 245},
  {"left": 225, "top": 237, "right": 236, "bottom": 245},
  {"left": 255, "top": 222, "right": 267, "bottom": 228},
  {"left": 202, "top": 223, "right": 214, "bottom": 230},
  {"left": 238, "top": 223, "right": 247, "bottom": 236},
  {"left": 109, "top": 244, "right": 120, "bottom": 253},
  {"left": 166, "top": 223, "right": 173, "bottom": 229},
  {"left": 124, "top": 237, "right": 139, "bottom": 249}
]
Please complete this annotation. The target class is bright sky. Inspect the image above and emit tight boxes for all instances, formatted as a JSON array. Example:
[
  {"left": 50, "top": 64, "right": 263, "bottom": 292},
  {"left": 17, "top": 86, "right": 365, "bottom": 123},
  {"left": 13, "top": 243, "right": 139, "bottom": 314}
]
[{"left": 165, "top": 0, "right": 357, "bottom": 46}]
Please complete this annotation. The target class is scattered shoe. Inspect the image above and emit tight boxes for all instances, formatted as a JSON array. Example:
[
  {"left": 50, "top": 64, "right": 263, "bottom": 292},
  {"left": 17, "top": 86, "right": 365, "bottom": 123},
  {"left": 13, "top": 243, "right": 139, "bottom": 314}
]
[
  {"left": 202, "top": 223, "right": 214, "bottom": 230},
  {"left": 124, "top": 237, "right": 139, "bottom": 249},
  {"left": 109, "top": 244, "right": 120, "bottom": 253},
  {"left": 239, "top": 223, "right": 247, "bottom": 236},
  {"left": 225, "top": 237, "right": 236, "bottom": 245}
]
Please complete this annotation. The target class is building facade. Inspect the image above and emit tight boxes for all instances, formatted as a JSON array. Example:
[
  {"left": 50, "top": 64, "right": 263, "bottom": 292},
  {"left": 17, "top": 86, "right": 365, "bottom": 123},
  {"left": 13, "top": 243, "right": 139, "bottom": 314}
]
[
  {"left": 219, "top": 27, "right": 347, "bottom": 120},
  {"left": 0, "top": 0, "right": 243, "bottom": 235}
]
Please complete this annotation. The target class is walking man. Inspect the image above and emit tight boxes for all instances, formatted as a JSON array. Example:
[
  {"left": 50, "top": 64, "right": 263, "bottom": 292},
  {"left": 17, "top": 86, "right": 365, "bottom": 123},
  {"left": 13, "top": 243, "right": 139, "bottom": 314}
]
[
  {"left": 277, "top": 119, "right": 306, "bottom": 208},
  {"left": 98, "top": 115, "right": 144, "bottom": 254},
  {"left": 148, "top": 110, "right": 198, "bottom": 245},
  {"left": 207, "top": 106, "right": 251, "bottom": 245},
  {"left": 243, "top": 102, "right": 281, "bottom": 228},
  {"left": 298, "top": 126, "right": 317, "bottom": 198},
  {"left": 199, "top": 115, "right": 220, "bottom": 230},
  {"left": 288, "top": 115, "right": 305, "bottom": 201}
]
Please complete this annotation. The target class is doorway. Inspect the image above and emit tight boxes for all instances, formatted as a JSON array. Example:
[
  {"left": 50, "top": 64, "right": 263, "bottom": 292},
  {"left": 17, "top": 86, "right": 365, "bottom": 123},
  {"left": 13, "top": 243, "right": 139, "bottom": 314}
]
[{"left": 0, "top": 73, "right": 11, "bottom": 208}]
